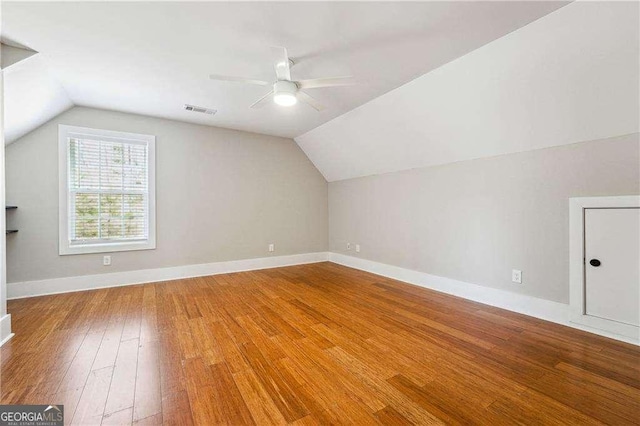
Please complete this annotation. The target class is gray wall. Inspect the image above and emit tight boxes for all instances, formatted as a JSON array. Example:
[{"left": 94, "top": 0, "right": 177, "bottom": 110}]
[
  {"left": 329, "top": 133, "right": 640, "bottom": 304},
  {"left": 6, "top": 106, "right": 328, "bottom": 283}
]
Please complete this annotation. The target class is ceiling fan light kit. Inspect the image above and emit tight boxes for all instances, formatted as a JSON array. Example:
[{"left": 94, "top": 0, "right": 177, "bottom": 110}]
[
  {"left": 273, "top": 81, "right": 298, "bottom": 106},
  {"left": 208, "top": 46, "right": 355, "bottom": 111}
]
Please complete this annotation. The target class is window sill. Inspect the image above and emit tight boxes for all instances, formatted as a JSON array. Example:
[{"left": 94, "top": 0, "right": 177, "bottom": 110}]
[{"left": 59, "top": 240, "right": 156, "bottom": 255}]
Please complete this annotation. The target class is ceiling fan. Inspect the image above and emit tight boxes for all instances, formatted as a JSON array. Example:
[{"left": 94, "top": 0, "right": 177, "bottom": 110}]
[{"left": 209, "top": 47, "right": 354, "bottom": 111}]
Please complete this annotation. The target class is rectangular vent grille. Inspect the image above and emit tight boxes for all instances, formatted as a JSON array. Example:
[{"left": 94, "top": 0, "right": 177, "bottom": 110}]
[{"left": 184, "top": 104, "right": 217, "bottom": 115}]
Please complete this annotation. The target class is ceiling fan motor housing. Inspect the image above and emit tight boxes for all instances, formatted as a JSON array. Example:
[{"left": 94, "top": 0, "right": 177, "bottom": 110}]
[
  {"left": 274, "top": 80, "right": 297, "bottom": 95},
  {"left": 273, "top": 80, "right": 298, "bottom": 106}
]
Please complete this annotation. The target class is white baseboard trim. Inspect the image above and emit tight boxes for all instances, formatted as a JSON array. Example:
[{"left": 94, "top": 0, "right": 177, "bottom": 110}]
[
  {"left": 328, "top": 253, "right": 639, "bottom": 346},
  {"left": 8, "top": 252, "right": 329, "bottom": 300},
  {"left": 0, "top": 314, "right": 14, "bottom": 347},
  {"left": 7, "top": 251, "right": 636, "bottom": 345}
]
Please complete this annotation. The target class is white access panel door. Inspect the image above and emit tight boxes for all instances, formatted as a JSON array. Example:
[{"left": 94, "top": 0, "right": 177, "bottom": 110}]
[{"left": 584, "top": 208, "right": 640, "bottom": 327}]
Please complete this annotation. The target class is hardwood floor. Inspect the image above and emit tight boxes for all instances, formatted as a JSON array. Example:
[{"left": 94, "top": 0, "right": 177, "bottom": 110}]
[{"left": 1, "top": 262, "right": 639, "bottom": 425}]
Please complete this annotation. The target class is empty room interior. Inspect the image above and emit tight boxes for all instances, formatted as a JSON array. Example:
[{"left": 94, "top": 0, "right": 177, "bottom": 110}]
[{"left": 0, "top": 0, "right": 639, "bottom": 425}]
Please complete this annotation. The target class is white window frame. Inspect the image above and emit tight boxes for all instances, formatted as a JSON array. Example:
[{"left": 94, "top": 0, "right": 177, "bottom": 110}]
[{"left": 58, "top": 125, "right": 156, "bottom": 255}]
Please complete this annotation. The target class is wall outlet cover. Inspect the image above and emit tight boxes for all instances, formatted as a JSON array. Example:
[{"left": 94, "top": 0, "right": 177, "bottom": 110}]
[
  {"left": 268, "top": 244, "right": 275, "bottom": 252},
  {"left": 103, "top": 255, "right": 111, "bottom": 266},
  {"left": 355, "top": 244, "right": 361, "bottom": 253},
  {"left": 512, "top": 269, "right": 522, "bottom": 284}
]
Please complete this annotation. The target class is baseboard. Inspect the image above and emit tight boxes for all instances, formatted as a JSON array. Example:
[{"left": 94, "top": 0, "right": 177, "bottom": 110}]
[
  {"left": 7, "top": 251, "right": 636, "bottom": 345},
  {"left": 8, "top": 252, "right": 329, "bottom": 300},
  {"left": 0, "top": 314, "right": 14, "bottom": 347},
  {"left": 328, "top": 253, "right": 639, "bottom": 346}
]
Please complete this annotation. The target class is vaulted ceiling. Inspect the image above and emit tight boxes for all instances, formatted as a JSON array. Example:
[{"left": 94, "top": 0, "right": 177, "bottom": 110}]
[
  {"left": 2, "top": 1, "right": 568, "bottom": 144},
  {"left": 3, "top": 52, "right": 73, "bottom": 144},
  {"left": 4, "top": 2, "right": 635, "bottom": 183},
  {"left": 297, "top": 1, "right": 639, "bottom": 181}
]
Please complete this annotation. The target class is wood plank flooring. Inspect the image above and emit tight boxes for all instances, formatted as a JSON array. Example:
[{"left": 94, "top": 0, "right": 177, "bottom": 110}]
[{"left": 1, "top": 262, "right": 639, "bottom": 425}]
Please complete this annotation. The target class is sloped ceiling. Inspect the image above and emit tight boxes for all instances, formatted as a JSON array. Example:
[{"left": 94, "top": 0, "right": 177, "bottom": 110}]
[
  {"left": 2, "top": 1, "right": 568, "bottom": 142},
  {"left": 296, "top": 1, "right": 639, "bottom": 182},
  {"left": 3, "top": 53, "right": 73, "bottom": 144}
]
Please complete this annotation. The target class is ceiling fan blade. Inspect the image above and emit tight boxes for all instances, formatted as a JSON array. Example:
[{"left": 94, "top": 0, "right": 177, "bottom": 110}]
[
  {"left": 271, "top": 46, "right": 291, "bottom": 81},
  {"left": 250, "top": 90, "right": 274, "bottom": 109},
  {"left": 209, "top": 74, "right": 270, "bottom": 86},
  {"left": 297, "top": 91, "right": 325, "bottom": 112},
  {"left": 297, "top": 76, "right": 355, "bottom": 90}
]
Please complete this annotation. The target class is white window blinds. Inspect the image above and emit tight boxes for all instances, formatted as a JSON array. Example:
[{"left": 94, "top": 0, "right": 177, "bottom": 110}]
[
  {"left": 59, "top": 125, "right": 156, "bottom": 255},
  {"left": 69, "top": 138, "right": 149, "bottom": 243}
]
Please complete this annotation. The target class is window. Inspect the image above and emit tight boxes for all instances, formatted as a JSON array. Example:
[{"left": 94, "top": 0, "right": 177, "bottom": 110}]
[{"left": 59, "top": 125, "right": 156, "bottom": 255}]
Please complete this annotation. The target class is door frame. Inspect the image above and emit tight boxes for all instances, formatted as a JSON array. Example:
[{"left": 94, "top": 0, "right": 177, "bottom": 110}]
[{"left": 569, "top": 195, "right": 640, "bottom": 341}]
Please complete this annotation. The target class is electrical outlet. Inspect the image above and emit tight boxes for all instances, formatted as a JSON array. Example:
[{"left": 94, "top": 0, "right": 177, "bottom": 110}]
[
  {"left": 347, "top": 243, "right": 351, "bottom": 250},
  {"left": 512, "top": 269, "right": 522, "bottom": 284},
  {"left": 355, "top": 244, "right": 361, "bottom": 253},
  {"left": 268, "top": 244, "right": 275, "bottom": 252},
  {"left": 103, "top": 255, "right": 111, "bottom": 266}
]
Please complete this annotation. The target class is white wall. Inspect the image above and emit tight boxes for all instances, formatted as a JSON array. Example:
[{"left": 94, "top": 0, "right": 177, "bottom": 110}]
[
  {"left": 5, "top": 106, "right": 328, "bottom": 284},
  {"left": 0, "top": 43, "right": 36, "bottom": 69},
  {"left": 1, "top": 66, "right": 14, "bottom": 344},
  {"left": 329, "top": 133, "right": 640, "bottom": 304},
  {"left": 297, "top": 1, "right": 639, "bottom": 181}
]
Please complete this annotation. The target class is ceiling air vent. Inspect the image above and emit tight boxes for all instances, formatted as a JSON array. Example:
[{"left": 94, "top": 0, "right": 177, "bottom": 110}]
[{"left": 184, "top": 104, "right": 217, "bottom": 115}]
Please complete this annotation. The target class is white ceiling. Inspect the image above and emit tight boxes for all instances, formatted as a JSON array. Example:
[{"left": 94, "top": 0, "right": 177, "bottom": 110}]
[
  {"left": 2, "top": 1, "right": 568, "bottom": 142},
  {"left": 3, "top": 54, "right": 73, "bottom": 144},
  {"left": 297, "top": 1, "right": 640, "bottom": 182}
]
